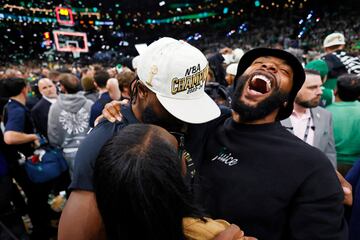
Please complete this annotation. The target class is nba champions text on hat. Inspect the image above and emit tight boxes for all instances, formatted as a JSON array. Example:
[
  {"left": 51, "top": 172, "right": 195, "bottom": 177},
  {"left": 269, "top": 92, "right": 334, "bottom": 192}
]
[{"left": 171, "top": 64, "right": 209, "bottom": 95}]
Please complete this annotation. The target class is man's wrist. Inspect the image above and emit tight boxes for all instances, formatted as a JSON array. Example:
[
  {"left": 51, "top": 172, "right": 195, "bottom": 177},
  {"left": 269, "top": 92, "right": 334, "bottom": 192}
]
[{"left": 31, "top": 133, "right": 38, "bottom": 141}]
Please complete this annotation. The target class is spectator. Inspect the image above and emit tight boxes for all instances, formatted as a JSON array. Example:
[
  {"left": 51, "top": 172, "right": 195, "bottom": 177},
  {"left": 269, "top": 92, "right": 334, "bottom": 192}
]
[
  {"left": 2, "top": 77, "right": 52, "bottom": 239},
  {"left": 81, "top": 76, "right": 99, "bottom": 102},
  {"left": 2, "top": 78, "right": 38, "bottom": 160},
  {"left": 106, "top": 67, "right": 117, "bottom": 78},
  {"left": 322, "top": 32, "right": 360, "bottom": 90},
  {"left": 89, "top": 70, "right": 112, "bottom": 127},
  {"left": 116, "top": 70, "right": 136, "bottom": 100},
  {"left": 281, "top": 69, "right": 337, "bottom": 167},
  {"left": 208, "top": 48, "right": 243, "bottom": 87},
  {"left": 208, "top": 47, "right": 231, "bottom": 86},
  {"left": 47, "top": 73, "right": 93, "bottom": 176},
  {"left": 80, "top": 67, "right": 93, "bottom": 80},
  {"left": 0, "top": 132, "right": 29, "bottom": 240},
  {"left": 31, "top": 78, "right": 58, "bottom": 140},
  {"left": 41, "top": 67, "right": 50, "bottom": 78},
  {"left": 326, "top": 74, "right": 360, "bottom": 175},
  {"left": 305, "top": 59, "right": 335, "bottom": 107},
  {"left": 48, "top": 70, "right": 61, "bottom": 83}
]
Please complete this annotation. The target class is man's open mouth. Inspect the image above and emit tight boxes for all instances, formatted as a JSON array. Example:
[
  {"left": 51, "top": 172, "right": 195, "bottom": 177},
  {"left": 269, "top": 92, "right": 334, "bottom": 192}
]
[{"left": 249, "top": 74, "right": 273, "bottom": 94}]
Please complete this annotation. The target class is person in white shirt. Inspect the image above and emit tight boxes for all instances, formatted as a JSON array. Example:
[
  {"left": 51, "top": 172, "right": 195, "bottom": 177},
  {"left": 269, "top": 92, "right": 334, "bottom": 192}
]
[{"left": 281, "top": 69, "right": 337, "bottom": 167}]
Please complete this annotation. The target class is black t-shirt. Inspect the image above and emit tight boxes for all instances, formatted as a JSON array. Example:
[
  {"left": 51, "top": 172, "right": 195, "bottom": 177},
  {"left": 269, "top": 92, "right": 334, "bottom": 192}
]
[
  {"left": 70, "top": 105, "right": 139, "bottom": 191},
  {"left": 89, "top": 92, "right": 112, "bottom": 128},
  {"left": 4, "top": 99, "right": 35, "bottom": 160},
  {"left": 31, "top": 98, "right": 51, "bottom": 140},
  {"left": 198, "top": 118, "right": 347, "bottom": 240}
]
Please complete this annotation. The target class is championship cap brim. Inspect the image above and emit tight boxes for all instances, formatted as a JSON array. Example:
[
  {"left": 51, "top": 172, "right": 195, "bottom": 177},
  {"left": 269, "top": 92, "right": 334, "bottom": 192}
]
[{"left": 157, "top": 93, "right": 220, "bottom": 124}]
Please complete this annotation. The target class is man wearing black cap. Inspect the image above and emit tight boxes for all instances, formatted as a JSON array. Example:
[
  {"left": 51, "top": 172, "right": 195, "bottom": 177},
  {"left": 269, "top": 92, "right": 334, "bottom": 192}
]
[{"left": 198, "top": 48, "right": 348, "bottom": 240}]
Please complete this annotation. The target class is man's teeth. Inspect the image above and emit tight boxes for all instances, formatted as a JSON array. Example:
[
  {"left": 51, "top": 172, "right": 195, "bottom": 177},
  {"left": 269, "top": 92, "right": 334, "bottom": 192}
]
[
  {"left": 252, "top": 75, "right": 272, "bottom": 90},
  {"left": 253, "top": 75, "right": 271, "bottom": 85}
]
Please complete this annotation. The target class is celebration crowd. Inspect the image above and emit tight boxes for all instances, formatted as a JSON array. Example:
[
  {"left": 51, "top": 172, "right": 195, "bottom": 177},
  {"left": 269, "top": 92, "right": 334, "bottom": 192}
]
[{"left": 0, "top": 29, "right": 360, "bottom": 240}]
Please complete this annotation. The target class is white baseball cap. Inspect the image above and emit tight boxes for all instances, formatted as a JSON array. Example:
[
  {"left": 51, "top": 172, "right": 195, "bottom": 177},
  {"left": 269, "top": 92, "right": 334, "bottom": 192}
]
[
  {"left": 226, "top": 63, "right": 238, "bottom": 76},
  {"left": 132, "top": 55, "right": 140, "bottom": 70},
  {"left": 233, "top": 48, "right": 244, "bottom": 62},
  {"left": 222, "top": 48, "right": 244, "bottom": 65},
  {"left": 137, "top": 37, "right": 220, "bottom": 124},
  {"left": 323, "top": 32, "right": 345, "bottom": 48}
]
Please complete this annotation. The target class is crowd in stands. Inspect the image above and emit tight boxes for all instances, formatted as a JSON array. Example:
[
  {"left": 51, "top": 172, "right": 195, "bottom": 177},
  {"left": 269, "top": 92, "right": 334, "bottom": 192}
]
[
  {"left": 0, "top": 29, "right": 359, "bottom": 240},
  {"left": 1, "top": 5, "right": 359, "bottom": 65}
]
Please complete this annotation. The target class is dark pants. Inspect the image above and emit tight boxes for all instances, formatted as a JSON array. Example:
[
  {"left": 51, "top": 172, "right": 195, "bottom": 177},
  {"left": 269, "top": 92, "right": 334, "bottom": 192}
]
[
  {"left": 6, "top": 154, "right": 71, "bottom": 240},
  {"left": 10, "top": 166, "right": 70, "bottom": 239},
  {"left": 11, "top": 165, "right": 53, "bottom": 239},
  {"left": 0, "top": 174, "right": 28, "bottom": 240}
]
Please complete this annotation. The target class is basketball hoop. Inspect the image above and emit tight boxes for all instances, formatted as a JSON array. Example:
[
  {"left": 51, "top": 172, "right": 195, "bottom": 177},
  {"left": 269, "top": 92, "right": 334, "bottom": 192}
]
[{"left": 53, "top": 30, "right": 89, "bottom": 53}]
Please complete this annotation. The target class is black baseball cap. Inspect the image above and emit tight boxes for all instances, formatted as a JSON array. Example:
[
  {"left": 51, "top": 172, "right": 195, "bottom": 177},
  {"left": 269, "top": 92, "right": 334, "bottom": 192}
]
[{"left": 234, "top": 48, "right": 305, "bottom": 120}]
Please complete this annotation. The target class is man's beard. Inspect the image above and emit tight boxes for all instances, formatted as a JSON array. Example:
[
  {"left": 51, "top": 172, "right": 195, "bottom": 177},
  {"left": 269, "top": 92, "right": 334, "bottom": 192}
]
[
  {"left": 47, "top": 94, "right": 58, "bottom": 99},
  {"left": 142, "top": 105, "right": 186, "bottom": 133},
  {"left": 231, "top": 75, "right": 289, "bottom": 122},
  {"left": 295, "top": 98, "right": 319, "bottom": 108}
]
